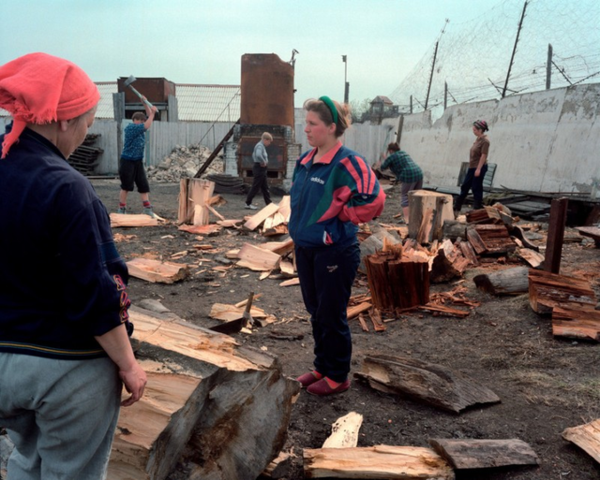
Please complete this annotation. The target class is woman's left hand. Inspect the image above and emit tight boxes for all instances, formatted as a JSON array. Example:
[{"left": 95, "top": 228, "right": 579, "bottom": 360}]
[{"left": 475, "top": 168, "right": 481, "bottom": 177}]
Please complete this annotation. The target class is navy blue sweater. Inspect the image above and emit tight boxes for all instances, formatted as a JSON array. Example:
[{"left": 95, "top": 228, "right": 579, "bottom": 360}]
[{"left": 0, "top": 127, "right": 131, "bottom": 359}]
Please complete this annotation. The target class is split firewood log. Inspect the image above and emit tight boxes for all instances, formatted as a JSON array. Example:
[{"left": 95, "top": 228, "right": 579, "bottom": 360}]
[
  {"left": 107, "top": 306, "right": 300, "bottom": 480},
  {"left": 356, "top": 354, "right": 500, "bottom": 413},
  {"left": 429, "top": 438, "right": 539, "bottom": 470}
]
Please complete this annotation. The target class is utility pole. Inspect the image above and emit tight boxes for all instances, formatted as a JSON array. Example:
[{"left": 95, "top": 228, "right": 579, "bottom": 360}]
[
  {"left": 424, "top": 19, "right": 448, "bottom": 110},
  {"left": 546, "top": 44, "right": 553, "bottom": 90},
  {"left": 502, "top": 0, "right": 529, "bottom": 98},
  {"left": 342, "top": 55, "right": 349, "bottom": 104},
  {"left": 424, "top": 40, "right": 438, "bottom": 110}
]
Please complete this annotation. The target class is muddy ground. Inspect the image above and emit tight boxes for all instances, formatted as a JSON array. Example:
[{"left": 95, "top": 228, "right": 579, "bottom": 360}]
[{"left": 93, "top": 178, "right": 600, "bottom": 480}]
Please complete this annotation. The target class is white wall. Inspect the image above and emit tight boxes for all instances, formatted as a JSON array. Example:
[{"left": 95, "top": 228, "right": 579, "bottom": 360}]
[{"left": 399, "top": 83, "right": 600, "bottom": 194}]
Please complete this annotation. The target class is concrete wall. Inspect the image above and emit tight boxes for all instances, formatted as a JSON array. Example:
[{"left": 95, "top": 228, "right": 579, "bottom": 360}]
[
  {"left": 399, "top": 83, "right": 600, "bottom": 194},
  {"left": 293, "top": 107, "right": 395, "bottom": 165},
  {"left": 3, "top": 82, "right": 598, "bottom": 193}
]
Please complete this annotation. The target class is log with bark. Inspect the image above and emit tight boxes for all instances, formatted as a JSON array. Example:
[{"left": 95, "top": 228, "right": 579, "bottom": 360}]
[
  {"left": 442, "top": 219, "right": 467, "bottom": 241},
  {"left": 473, "top": 266, "right": 530, "bottom": 296},
  {"left": 364, "top": 247, "right": 429, "bottom": 315},
  {"left": 303, "top": 445, "right": 455, "bottom": 479},
  {"left": 467, "top": 224, "right": 516, "bottom": 255},
  {"left": 562, "top": 418, "right": 600, "bottom": 465},
  {"left": 528, "top": 269, "right": 597, "bottom": 315},
  {"left": 107, "top": 306, "right": 300, "bottom": 480},
  {"left": 430, "top": 239, "right": 469, "bottom": 284},
  {"left": 355, "top": 354, "right": 501, "bottom": 413},
  {"left": 429, "top": 438, "right": 539, "bottom": 470}
]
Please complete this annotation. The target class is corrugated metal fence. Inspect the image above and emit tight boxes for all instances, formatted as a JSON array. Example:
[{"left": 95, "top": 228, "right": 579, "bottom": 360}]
[{"left": 2, "top": 116, "right": 392, "bottom": 175}]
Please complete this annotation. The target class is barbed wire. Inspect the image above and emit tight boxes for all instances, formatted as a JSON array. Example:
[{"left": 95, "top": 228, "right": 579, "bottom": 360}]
[{"left": 389, "top": 0, "right": 600, "bottom": 114}]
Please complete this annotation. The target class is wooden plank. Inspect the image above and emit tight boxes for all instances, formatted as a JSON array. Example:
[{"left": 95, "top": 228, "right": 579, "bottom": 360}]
[
  {"left": 562, "top": 419, "right": 600, "bottom": 465},
  {"left": 429, "top": 438, "right": 539, "bottom": 470},
  {"left": 303, "top": 445, "right": 454, "bottom": 479},
  {"left": 466, "top": 227, "right": 487, "bottom": 254},
  {"left": 244, "top": 202, "right": 281, "bottom": 231},
  {"left": 458, "top": 240, "right": 479, "bottom": 266},
  {"left": 178, "top": 224, "right": 222, "bottom": 235},
  {"left": 110, "top": 213, "right": 159, "bottom": 228},
  {"left": 544, "top": 198, "right": 568, "bottom": 273},
  {"left": 261, "top": 237, "right": 294, "bottom": 256},
  {"left": 528, "top": 269, "right": 597, "bottom": 315},
  {"left": 552, "top": 305, "right": 600, "bottom": 341},
  {"left": 356, "top": 354, "right": 500, "bottom": 413},
  {"left": 279, "top": 260, "right": 295, "bottom": 276},
  {"left": 277, "top": 195, "right": 291, "bottom": 221},
  {"left": 126, "top": 258, "right": 189, "bottom": 284},
  {"left": 322, "top": 412, "right": 364, "bottom": 449},
  {"left": 237, "top": 243, "right": 281, "bottom": 271},
  {"left": 518, "top": 248, "right": 545, "bottom": 268},
  {"left": 347, "top": 302, "right": 372, "bottom": 319},
  {"left": 369, "top": 307, "right": 386, "bottom": 332},
  {"left": 206, "top": 204, "right": 226, "bottom": 221}
]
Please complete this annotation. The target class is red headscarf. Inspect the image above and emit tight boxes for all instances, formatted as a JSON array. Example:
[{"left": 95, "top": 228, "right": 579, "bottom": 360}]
[{"left": 0, "top": 52, "right": 100, "bottom": 159}]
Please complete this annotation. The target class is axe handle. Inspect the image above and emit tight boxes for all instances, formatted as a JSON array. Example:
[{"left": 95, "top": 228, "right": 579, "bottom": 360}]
[{"left": 127, "top": 85, "right": 155, "bottom": 110}]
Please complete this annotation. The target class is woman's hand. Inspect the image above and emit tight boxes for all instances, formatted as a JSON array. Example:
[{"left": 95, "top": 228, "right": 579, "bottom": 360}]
[{"left": 119, "top": 363, "right": 147, "bottom": 407}]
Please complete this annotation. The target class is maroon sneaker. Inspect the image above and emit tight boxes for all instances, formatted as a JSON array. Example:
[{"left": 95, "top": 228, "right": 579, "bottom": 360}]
[
  {"left": 296, "top": 371, "right": 323, "bottom": 388},
  {"left": 306, "top": 378, "right": 350, "bottom": 396}
]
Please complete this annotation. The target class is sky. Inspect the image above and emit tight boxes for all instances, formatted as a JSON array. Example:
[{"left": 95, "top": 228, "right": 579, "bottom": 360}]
[{"left": 1, "top": 1, "right": 506, "bottom": 105}]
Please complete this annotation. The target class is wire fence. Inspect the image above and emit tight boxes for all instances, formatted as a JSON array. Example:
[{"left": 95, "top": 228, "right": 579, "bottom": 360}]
[{"left": 389, "top": 0, "right": 600, "bottom": 116}]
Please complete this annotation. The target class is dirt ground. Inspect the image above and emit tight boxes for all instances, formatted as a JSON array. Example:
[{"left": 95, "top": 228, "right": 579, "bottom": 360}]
[{"left": 92, "top": 178, "right": 600, "bottom": 480}]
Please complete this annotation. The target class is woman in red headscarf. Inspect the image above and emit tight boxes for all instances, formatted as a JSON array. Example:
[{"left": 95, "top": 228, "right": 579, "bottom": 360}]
[
  {"left": 0, "top": 53, "right": 146, "bottom": 479},
  {"left": 454, "top": 119, "right": 491, "bottom": 214}
]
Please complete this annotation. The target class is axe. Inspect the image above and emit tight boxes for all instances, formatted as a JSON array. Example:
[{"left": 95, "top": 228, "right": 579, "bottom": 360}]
[{"left": 123, "top": 75, "right": 155, "bottom": 110}]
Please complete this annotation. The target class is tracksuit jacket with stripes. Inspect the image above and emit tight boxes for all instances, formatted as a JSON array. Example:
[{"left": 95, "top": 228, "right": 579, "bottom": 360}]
[{"left": 289, "top": 142, "right": 385, "bottom": 247}]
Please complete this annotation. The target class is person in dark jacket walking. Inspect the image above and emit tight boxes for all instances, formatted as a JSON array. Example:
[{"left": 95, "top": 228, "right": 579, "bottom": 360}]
[
  {"left": 0, "top": 52, "right": 146, "bottom": 480},
  {"left": 245, "top": 132, "right": 273, "bottom": 209},
  {"left": 290, "top": 96, "right": 385, "bottom": 396}
]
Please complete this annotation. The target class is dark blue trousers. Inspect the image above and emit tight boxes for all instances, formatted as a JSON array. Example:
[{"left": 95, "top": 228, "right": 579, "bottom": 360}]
[
  {"left": 295, "top": 242, "right": 360, "bottom": 383},
  {"left": 457, "top": 163, "right": 488, "bottom": 209}
]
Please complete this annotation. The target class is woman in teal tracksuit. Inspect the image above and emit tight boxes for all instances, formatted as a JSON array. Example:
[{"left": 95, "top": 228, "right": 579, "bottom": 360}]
[{"left": 290, "top": 96, "right": 385, "bottom": 396}]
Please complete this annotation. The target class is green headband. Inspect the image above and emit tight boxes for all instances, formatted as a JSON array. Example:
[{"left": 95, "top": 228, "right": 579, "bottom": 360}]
[{"left": 319, "top": 96, "right": 338, "bottom": 126}]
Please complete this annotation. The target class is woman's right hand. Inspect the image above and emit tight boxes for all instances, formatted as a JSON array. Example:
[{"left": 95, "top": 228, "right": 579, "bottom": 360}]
[{"left": 119, "top": 362, "right": 147, "bottom": 406}]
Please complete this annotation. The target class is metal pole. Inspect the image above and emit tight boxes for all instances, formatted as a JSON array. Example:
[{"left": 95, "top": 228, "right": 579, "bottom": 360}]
[
  {"left": 546, "top": 44, "right": 553, "bottom": 90},
  {"left": 502, "top": 0, "right": 529, "bottom": 98},
  {"left": 444, "top": 82, "right": 448, "bottom": 110},
  {"left": 410, "top": 95, "right": 413, "bottom": 114},
  {"left": 342, "top": 55, "right": 348, "bottom": 103},
  {"left": 424, "top": 40, "right": 439, "bottom": 110}
]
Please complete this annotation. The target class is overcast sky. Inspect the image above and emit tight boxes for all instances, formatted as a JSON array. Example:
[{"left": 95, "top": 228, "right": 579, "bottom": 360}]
[{"left": 2, "top": 1, "right": 504, "bottom": 105}]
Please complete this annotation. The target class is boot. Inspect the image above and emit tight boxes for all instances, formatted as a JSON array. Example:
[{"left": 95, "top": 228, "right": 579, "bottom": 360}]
[{"left": 453, "top": 197, "right": 464, "bottom": 218}]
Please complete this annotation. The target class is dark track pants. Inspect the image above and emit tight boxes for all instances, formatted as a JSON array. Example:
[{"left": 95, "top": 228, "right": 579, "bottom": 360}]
[
  {"left": 245, "top": 163, "right": 271, "bottom": 205},
  {"left": 456, "top": 163, "right": 488, "bottom": 210},
  {"left": 295, "top": 242, "right": 360, "bottom": 383}
]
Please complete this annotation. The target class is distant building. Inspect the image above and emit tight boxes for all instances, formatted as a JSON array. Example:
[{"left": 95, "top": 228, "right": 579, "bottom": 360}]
[
  {"left": 1, "top": 82, "right": 241, "bottom": 123},
  {"left": 366, "top": 95, "right": 399, "bottom": 124}
]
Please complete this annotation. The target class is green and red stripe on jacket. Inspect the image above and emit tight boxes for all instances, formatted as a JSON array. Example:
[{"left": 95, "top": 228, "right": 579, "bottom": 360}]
[{"left": 289, "top": 142, "right": 385, "bottom": 248}]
